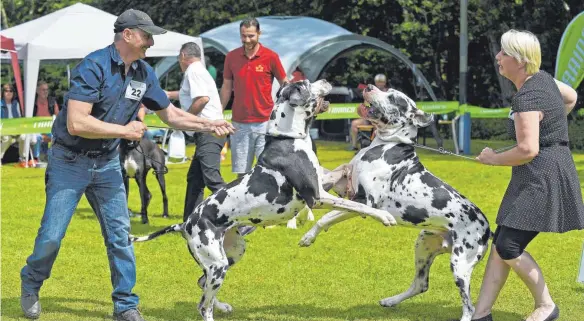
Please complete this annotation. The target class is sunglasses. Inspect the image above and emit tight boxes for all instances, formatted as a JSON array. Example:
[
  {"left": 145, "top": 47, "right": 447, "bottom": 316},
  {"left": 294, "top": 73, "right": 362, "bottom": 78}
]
[{"left": 3, "top": 89, "right": 13, "bottom": 92}]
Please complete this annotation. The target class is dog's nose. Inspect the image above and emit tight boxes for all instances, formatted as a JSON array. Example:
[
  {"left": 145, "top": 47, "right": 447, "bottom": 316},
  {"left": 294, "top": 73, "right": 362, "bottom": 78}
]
[{"left": 365, "top": 84, "right": 375, "bottom": 92}]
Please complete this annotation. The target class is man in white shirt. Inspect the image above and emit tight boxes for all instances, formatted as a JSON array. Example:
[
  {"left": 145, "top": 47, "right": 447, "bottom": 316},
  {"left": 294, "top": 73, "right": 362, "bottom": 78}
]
[{"left": 166, "top": 42, "right": 226, "bottom": 222}]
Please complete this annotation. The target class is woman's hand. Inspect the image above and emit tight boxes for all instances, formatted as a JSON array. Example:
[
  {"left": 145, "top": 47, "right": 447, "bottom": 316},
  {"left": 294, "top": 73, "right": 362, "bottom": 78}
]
[{"left": 476, "top": 147, "right": 497, "bottom": 165}]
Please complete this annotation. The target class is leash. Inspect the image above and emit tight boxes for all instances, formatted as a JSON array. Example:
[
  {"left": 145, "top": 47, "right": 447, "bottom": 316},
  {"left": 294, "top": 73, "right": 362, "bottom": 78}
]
[
  {"left": 147, "top": 125, "right": 214, "bottom": 133},
  {"left": 145, "top": 98, "right": 329, "bottom": 137},
  {"left": 410, "top": 142, "right": 517, "bottom": 161},
  {"left": 343, "top": 143, "right": 517, "bottom": 199}
]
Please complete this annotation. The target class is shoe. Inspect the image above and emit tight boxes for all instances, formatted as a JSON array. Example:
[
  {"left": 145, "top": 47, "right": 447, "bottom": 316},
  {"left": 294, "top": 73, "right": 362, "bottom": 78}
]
[
  {"left": 471, "top": 313, "right": 493, "bottom": 321},
  {"left": 346, "top": 146, "right": 359, "bottom": 151},
  {"left": 113, "top": 308, "right": 145, "bottom": 321},
  {"left": 543, "top": 305, "right": 559, "bottom": 321},
  {"left": 21, "top": 292, "right": 41, "bottom": 319},
  {"left": 523, "top": 305, "right": 559, "bottom": 321}
]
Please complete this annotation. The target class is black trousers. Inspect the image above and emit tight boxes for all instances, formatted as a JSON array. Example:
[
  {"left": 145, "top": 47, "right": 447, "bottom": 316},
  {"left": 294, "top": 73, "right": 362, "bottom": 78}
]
[{"left": 183, "top": 132, "right": 226, "bottom": 222}]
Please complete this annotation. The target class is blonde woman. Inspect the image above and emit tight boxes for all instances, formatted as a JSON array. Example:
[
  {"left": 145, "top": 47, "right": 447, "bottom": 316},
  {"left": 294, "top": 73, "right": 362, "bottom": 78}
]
[{"left": 474, "top": 30, "right": 584, "bottom": 321}]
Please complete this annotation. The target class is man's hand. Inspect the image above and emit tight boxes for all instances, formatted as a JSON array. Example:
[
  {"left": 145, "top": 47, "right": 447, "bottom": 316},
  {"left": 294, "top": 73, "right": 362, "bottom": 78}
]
[
  {"left": 209, "top": 120, "right": 235, "bottom": 137},
  {"left": 124, "top": 121, "right": 147, "bottom": 141}
]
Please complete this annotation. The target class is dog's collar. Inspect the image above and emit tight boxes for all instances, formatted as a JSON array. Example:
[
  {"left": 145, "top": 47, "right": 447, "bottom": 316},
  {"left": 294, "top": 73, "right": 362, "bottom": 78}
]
[{"left": 375, "top": 127, "right": 415, "bottom": 144}]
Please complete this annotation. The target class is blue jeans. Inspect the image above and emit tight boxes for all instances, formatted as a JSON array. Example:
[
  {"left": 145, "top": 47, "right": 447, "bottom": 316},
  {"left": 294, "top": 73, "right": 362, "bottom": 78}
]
[
  {"left": 40, "top": 134, "right": 52, "bottom": 157},
  {"left": 33, "top": 135, "right": 42, "bottom": 158},
  {"left": 230, "top": 121, "right": 267, "bottom": 174},
  {"left": 20, "top": 144, "right": 138, "bottom": 314}
]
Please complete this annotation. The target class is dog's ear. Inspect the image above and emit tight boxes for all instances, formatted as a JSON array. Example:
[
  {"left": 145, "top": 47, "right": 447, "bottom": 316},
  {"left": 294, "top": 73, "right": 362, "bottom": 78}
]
[
  {"left": 411, "top": 109, "right": 434, "bottom": 127},
  {"left": 278, "top": 84, "right": 292, "bottom": 102},
  {"left": 276, "top": 85, "right": 284, "bottom": 99},
  {"left": 310, "top": 79, "right": 332, "bottom": 97},
  {"left": 393, "top": 90, "right": 434, "bottom": 128}
]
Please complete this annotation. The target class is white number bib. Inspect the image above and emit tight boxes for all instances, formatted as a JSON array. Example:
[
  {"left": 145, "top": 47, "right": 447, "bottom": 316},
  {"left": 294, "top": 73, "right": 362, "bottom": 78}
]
[{"left": 125, "top": 80, "right": 147, "bottom": 101}]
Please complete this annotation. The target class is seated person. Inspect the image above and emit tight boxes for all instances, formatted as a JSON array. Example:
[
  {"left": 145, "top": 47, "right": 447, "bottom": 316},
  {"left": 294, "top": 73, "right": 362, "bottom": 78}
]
[
  {"left": 349, "top": 73, "right": 389, "bottom": 150},
  {"left": 0, "top": 83, "right": 41, "bottom": 166},
  {"left": 1, "top": 83, "right": 21, "bottom": 161}
]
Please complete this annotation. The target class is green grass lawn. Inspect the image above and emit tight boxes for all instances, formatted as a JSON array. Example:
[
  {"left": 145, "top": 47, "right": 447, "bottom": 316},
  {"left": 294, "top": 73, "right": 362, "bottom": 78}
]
[{"left": 2, "top": 139, "right": 583, "bottom": 321}]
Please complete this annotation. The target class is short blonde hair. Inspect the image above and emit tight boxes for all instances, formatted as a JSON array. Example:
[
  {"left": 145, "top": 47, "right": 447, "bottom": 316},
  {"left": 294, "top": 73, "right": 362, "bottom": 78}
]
[
  {"left": 374, "top": 74, "right": 387, "bottom": 82},
  {"left": 500, "top": 29, "right": 541, "bottom": 75}
]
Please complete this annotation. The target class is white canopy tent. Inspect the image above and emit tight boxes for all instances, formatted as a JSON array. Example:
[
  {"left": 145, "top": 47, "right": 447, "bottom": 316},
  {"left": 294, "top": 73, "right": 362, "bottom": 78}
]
[
  {"left": 155, "top": 16, "right": 437, "bottom": 101},
  {"left": 0, "top": 2, "right": 203, "bottom": 117}
]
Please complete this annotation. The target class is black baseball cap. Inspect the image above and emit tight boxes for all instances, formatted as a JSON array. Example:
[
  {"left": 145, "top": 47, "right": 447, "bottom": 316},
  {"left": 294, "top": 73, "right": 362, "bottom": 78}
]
[{"left": 114, "top": 9, "right": 167, "bottom": 35}]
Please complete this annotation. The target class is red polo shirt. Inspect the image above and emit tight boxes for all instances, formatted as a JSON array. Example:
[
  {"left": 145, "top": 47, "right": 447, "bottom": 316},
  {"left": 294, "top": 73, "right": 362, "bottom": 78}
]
[{"left": 223, "top": 44, "right": 286, "bottom": 123}]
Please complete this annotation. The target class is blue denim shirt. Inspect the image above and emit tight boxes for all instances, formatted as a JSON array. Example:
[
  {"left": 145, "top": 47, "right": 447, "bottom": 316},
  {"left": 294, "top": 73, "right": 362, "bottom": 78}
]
[{"left": 52, "top": 44, "right": 170, "bottom": 153}]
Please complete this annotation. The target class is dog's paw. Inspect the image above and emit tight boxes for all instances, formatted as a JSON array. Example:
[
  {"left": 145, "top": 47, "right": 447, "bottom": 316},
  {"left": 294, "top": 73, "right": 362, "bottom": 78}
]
[
  {"left": 286, "top": 218, "right": 298, "bottom": 229},
  {"left": 298, "top": 230, "right": 317, "bottom": 247},
  {"left": 214, "top": 301, "right": 233, "bottom": 313},
  {"left": 377, "top": 210, "right": 397, "bottom": 226},
  {"left": 306, "top": 210, "right": 315, "bottom": 221},
  {"left": 162, "top": 214, "right": 169, "bottom": 219},
  {"left": 379, "top": 297, "right": 400, "bottom": 307}
]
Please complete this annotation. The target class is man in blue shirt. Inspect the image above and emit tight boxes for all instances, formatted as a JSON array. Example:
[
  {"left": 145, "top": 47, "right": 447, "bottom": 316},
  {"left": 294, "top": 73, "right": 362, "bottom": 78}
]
[{"left": 19, "top": 9, "right": 234, "bottom": 321}]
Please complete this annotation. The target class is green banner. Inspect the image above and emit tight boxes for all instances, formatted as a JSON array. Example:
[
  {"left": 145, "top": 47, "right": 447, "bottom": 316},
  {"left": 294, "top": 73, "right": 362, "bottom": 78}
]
[
  {"left": 462, "top": 105, "right": 511, "bottom": 118},
  {"left": 555, "top": 11, "right": 584, "bottom": 89},
  {"left": 0, "top": 117, "right": 55, "bottom": 136},
  {"left": 416, "top": 101, "right": 460, "bottom": 114},
  {"left": 1, "top": 101, "right": 512, "bottom": 135},
  {"left": 313, "top": 101, "right": 461, "bottom": 120}
]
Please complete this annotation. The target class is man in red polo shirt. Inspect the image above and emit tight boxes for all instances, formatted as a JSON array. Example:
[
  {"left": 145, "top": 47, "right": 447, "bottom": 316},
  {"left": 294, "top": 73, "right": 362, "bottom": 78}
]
[{"left": 220, "top": 17, "right": 287, "bottom": 177}]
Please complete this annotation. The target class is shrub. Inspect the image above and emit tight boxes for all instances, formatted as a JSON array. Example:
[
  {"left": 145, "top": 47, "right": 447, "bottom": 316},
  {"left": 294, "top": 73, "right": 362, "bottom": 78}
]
[
  {"left": 568, "top": 115, "right": 584, "bottom": 151},
  {"left": 471, "top": 118, "right": 509, "bottom": 140},
  {"left": 470, "top": 115, "right": 584, "bottom": 151}
]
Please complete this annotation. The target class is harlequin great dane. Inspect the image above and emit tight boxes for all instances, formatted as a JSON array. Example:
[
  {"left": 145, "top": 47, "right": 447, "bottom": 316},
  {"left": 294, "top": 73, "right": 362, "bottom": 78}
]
[
  {"left": 300, "top": 85, "right": 491, "bottom": 321},
  {"left": 130, "top": 79, "right": 397, "bottom": 321}
]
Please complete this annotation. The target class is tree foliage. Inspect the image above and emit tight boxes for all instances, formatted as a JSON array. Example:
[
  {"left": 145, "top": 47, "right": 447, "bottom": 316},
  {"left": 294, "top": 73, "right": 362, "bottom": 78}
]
[{"left": 1, "top": 0, "right": 582, "bottom": 109}]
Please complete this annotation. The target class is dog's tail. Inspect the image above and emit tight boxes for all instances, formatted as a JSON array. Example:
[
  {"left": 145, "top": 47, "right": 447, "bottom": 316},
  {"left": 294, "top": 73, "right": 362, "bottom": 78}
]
[{"left": 130, "top": 223, "right": 183, "bottom": 242}]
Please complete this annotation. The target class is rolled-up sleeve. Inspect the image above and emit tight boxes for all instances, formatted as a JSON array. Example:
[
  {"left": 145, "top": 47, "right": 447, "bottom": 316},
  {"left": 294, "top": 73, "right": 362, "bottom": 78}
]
[
  {"left": 141, "top": 67, "right": 170, "bottom": 111},
  {"left": 68, "top": 59, "right": 103, "bottom": 103}
]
